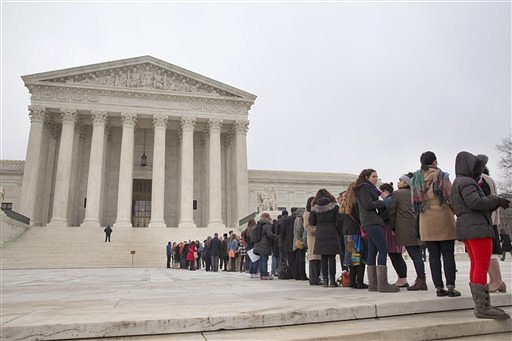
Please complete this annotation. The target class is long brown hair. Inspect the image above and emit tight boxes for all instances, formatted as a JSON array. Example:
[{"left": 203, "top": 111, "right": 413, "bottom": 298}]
[
  {"left": 306, "top": 196, "right": 314, "bottom": 212},
  {"left": 312, "top": 188, "right": 336, "bottom": 206},
  {"left": 340, "top": 182, "right": 357, "bottom": 214},
  {"left": 355, "top": 169, "right": 376, "bottom": 186},
  {"left": 245, "top": 219, "right": 256, "bottom": 236}
]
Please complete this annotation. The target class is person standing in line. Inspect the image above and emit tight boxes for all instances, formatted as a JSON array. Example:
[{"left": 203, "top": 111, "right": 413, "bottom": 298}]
[
  {"left": 220, "top": 233, "right": 229, "bottom": 271},
  {"left": 276, "top": 211, "right": 288, "bottom": 267},
  {"left": 280, "top": 208, "right": 298, "bottom": 279},
  {"left": 187, "top": 241, "right": 197, "bottom": 271},
  {"left": 228, "top": 234, "right": 239, "bottom": 272},
  {"left": 104, "top": 225, "right": 112, "bottom": 242},
  {"left": 304, "top": 196, "right": 322, "bottom": 286},
  {"left": 239, "top": 237, "right": 247, "bottom": 272},
  {"left": 203, "top": 238, "right": 212, "bottom": 271},
  {"left": 379, "top": 183, "right": 408, "bottom": 288},
  {"left": 293, "top": 208, "right": 308, "bottom": 281},
  {"left": 309, "top": 189, "right": 342, "bottom": 288},
  {"left": 411, "top": 151, "right": 460, "bottom": 297},
  {"left": 210, "top": 233, "right": 221, "bottom": 272},
  {"left": 500, "top": 228, "right": 512, "bottom": 261},
  {"left": 390, "top": 173, "right": 428, "bottom": 291},
  {"left": 451, "top": 151, "right": 510, "bottom": 319},
  {"left": 166, "top": 241, "right": 172, "bottom": 269},
  {"left": 246, "top": 219, "right": 260, "bottom": 278},
  {"left": 196, "top": 240, "right": 203, "bottom": 270},
  {"left": 271, "top": 219, "right": 280, "bottom": 276},
  {"left": 253, "top": 212, "right": 277, "bottom": 280},
  {"left": 354, "top": 169, "right": 399, "bottom": 293}
]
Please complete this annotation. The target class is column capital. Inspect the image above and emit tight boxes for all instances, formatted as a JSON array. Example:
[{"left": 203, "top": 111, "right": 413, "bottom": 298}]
[
  {"left": 121, "top": 112, "right": 137, "bottom": 127},
  {"left": 153, "top": 114, "right": 168, "bottom": 129},
  {"left": 180, "top": 116, "right": 196, "bottom": 131},
  {"left": 208, "top": 118, "right": 223, "bottom": 134},
  {"left": 28, "top": 106, "right": 47, "bottom": 123},
  {"left": 61, "top": 109, "right": 79, "bottom": 125},
  {"left": 233, "top": 120, "right": 249, "bottom": 135},
  {"left": 91, "top": 111, "right": 108, "bottom": 126}
]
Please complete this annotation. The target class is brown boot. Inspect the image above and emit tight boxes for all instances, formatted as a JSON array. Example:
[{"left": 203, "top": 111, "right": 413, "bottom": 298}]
[
  {"left": 376, "top": 265, "right": 400, "bottom": 293},
  {"left": 367, "top": 265, "right": 378, "bottom": 291},
  {"left": 469, "top": 283, "right": 510, "bottom": 319},
  {"left": 407, "top": 276, "right": 428, "bottom": 291},
  {"left": 488, "top": 258, "right": 507, "bottom": 293}
]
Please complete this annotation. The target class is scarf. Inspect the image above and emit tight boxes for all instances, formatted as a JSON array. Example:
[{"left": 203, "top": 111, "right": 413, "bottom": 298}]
[
  {"left": 411, "top": 167, "right": 451, "bottom": 214},
  {"left": 365, "top": 180, "right": 382, "bottom": 197}
]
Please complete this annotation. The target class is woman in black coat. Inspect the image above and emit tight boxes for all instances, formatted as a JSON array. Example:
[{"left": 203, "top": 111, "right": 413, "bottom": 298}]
[{"left": 309, "top": 188, "right": 341, "bottom": 287}]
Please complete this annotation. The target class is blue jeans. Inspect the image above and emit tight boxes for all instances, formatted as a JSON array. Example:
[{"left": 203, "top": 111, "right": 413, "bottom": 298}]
[
  {"left": 366, "top": 224, "right": 388, "bottom": 266},
  {"left": 425, "top": 240, "right": 456, "bottom": 288},
  {"left": 271, "top": 255, "right": 277, "bottom": 275},
  {"left": 406, "top": 245, "right": 426, "bottom": 278},
  {"left": 249, "top": 258, "right": 260, "bottom": 274},
  {"left": 260, "top": 254, "right": 269, "bottom": 277}
]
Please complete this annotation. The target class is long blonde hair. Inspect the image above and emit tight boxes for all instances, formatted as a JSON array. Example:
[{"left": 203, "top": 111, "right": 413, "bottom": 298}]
[{"left": 340, "top": 182, "right": 357, "bottom": 214}]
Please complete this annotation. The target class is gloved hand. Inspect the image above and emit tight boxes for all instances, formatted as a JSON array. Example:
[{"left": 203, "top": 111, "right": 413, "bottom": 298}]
[{"left": 497, "top": 197, "right": 510, "bottom": 209}]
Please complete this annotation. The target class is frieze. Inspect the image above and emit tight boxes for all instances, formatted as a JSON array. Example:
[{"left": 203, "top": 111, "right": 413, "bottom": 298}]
[{"left": 41, "top": 63, "right": 239, "bottom": 98}]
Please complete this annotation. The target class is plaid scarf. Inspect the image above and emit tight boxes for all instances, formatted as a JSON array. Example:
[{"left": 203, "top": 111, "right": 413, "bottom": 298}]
[{"left": 411, "top": 167, "right": 452, "bottom": 214}]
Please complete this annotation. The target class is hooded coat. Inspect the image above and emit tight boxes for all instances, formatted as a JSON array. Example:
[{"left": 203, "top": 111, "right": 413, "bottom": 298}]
[
  {"left": 451, "top": 151, "right": 499, "bottom": 241},
  {"left": 253, "top": 220, "right": 276, "bottom": 256},
  {"left": 309, "top": 197, "right": 342, "bottom": 255}
]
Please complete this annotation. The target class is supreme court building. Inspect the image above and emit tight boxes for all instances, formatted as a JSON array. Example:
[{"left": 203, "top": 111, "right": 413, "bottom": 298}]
[{"left": 2, "top": 56, "right": 356, "bottom": 230}]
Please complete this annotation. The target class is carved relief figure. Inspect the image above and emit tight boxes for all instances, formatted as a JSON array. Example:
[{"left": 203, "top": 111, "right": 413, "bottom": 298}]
[
  {"left": 129, "top": 67, "right": 141, "bottom": 87},
  {"left": 104, "top": 72, "right": 115, "bottom": 86},
  {"left": 114, "top": 71, "right": 127, "bottom": 87},
  {"left": 141, "top": 65, "right": 153, "bottom": 88},
  {"left": 153, "top": 69, "right": 164, "bottom": 89}
]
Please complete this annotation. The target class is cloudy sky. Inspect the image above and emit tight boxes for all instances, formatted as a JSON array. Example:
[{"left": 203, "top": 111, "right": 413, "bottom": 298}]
[{"left": 1, "top": 0, "right": 510, "bottom": 187}]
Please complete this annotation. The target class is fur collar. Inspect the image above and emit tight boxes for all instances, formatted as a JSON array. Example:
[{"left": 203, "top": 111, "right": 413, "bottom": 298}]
[{"left": 311, "top": 201, "right": 338, "bottom": 213}]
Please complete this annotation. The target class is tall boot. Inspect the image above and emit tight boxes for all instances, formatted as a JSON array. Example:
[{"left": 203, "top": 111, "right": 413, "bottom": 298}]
[
  {"left": 488, "top": 258, "right": 507, "bottom": 293},
  {"left": 349, "top": 266, "right": 357, "bottom": 288},
  {"left": 407, "top": 276, "right": 428, "bottom": 291},
  {"left": 469, "top": 283, "right": 510, "bottom": 319},
  {"left": 367, "top": 265, "right": 378, "bottom": 291},
  {"left": 356, "top": 265, "right": 368, "bottom": 289},
  {"left": 376, "top": 265, "right": 400, "bottom": 292}
]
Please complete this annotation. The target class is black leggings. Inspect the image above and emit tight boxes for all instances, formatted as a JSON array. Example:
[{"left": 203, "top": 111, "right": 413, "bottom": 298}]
[
  {"left": 321, "top": 255, "right": 336, "bottom": 284},
  {"left": 388, "top": 252, "right": 407, "bottom": 278}
]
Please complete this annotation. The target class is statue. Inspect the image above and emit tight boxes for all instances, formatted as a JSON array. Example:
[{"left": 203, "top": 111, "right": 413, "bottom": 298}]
[
  {"left": 0, "top": 187, "right": 4, "bottom": 204},
  {"left": 257, "top": 187, "right": 277, "bottom": 212}
]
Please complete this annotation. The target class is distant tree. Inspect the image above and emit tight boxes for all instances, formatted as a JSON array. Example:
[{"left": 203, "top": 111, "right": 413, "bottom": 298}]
[{"left": 496, "top": 135, "right": 512, "bottom": 195}]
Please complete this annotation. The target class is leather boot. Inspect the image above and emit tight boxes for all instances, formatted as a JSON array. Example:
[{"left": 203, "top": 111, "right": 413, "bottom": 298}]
[
  {"left": 367, "top": 265, "right": 378, "bottom": 291},
  {"left": 349, "top": 266, "right": 357, "bottom": 288},
  {"left": 469, "top": 283, "right": 510, "bottom": 319},
  {"left": 356, "top": 265, "right": 368, "bottom": 289},
  {"left": 488, "top": 258, "right": 507, "bottom": 293},
  {"left": 407, "top": 276, "right": 428, "bottom": 291},
  {"left": 376, "top": 265, "right": 400, "bottom": 292}
]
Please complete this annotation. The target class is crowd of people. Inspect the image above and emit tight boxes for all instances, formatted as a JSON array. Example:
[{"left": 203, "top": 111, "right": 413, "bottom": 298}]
[{"left": 164, "top": 150, "right": 512, "bottom": 321}]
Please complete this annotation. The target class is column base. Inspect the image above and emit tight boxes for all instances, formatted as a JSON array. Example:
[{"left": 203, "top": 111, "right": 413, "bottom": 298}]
[
  {"left": 178, "top": 221, "right": 197, "bottom": 228},
  {"left": 148, "top": 220, "right": 167, "bottom": 228},
  {"left": 207, "top": 221, "right": 225, "bottom": 229},
  {"left": 47, "top": 218, "right": 69, "bottom": 227},
  {"left": 113, "top": 219, "right": 132, "bottom": 228},
  {"left": 80, "top": 219, "right": 101, "bottom": 228}
]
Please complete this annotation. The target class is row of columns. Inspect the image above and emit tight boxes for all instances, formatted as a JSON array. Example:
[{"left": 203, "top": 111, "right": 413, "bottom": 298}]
[{"left": 19, "top": 106, "right": 249, "bottom": 228}]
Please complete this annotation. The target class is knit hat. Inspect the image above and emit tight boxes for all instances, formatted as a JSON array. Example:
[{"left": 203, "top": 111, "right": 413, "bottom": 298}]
[
  {"left": 260, "top": 212, "right": 272, "bottom": 223},
  {"left": 420, "top": 151, "right": 437, "bottom": 167},
  {"left": 399, "top": 174, "right": 411, "bottom": 185}
]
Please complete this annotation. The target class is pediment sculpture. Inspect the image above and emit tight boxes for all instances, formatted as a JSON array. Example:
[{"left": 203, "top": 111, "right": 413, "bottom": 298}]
[{"left": 257, "top": 187, "right": 277, "bottom": 212}]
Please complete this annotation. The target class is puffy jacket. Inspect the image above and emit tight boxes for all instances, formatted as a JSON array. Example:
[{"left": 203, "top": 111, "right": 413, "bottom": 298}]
[
  {"left": 253, "top": 220, "right": 276, "bottom": 256},
  {"left": 309, "top": 197, "right": 342, "bottom": 255},
  {"left": 451, "top": 151, "right": 499, "bottom": 240}
]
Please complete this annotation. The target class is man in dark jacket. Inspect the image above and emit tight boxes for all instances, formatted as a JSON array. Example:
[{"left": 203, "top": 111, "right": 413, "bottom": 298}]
[
  {"left": 210, "top": 233, "right": 222, "bottom": 272},
  {"left": 166, "top": 241, "right": 172, "bottom": 268},
  {"left": 280, "top": 207, "right": 298, "bottom": 278},
  {"left": 220, "top": 233, "right": 229, "bottom": 271}
]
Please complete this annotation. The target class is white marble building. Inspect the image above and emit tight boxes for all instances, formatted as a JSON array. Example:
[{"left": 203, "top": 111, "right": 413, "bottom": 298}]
[{"left": 1, "top": 56, "right": 357, "bottom": 229}]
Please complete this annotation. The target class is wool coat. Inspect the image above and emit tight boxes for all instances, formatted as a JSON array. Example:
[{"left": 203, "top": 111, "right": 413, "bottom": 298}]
[
  {"left": 280, "top": 214, "right": 297, "bottom": 253},
  {"left": 209, "top": 237, "right": 221, "bottom": 257},
  {"left": 418, "top": 168, "right": 457, "bottom": 241},
  {"left": 253, "top": 220, "right": 276, "bottom": 256},
  {"left": 309, "top": 197, "right": 342, "bottom": 255},
  {"left": 354, "top": 182, "right": 386, "bottom": 227},
  {"left": 389, "top": 188, "right": 422, "bottom": 246},
  {"left": 303, "top": 211, "right": 321, "bottom": 261},
  {"left": 451, "top": 152, "right": 498, "bottom": 241}
]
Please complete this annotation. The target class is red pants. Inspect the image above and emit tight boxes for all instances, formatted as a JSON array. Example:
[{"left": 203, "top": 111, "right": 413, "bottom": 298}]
[{"left": 464, "top": 238, "right": 492, "bottom": 285}]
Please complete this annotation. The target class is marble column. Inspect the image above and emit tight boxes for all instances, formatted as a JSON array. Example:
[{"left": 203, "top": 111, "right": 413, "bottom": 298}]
[
  {"left": 81, "top": 111, "right": 108, "bottom": 228},
  {"left": 233, "top": 120, "right": 250, "bottom": 224},
  {"left": 207, "top": 119, "right": 224, "bottom": 228},
  {"left": 48, "top": 109, "right": 79, "bottom": 226},
  {"left": 18, "top": 106, "right": 46, "bottom": 223},
  {"left": 178, "top": 116, "right": 196, "bottom": 228},
  {"left": 114, "top": 113, "right": 137, "bottom": 228},
  {"left": 148, "top": 114, "right": 168, "bottom": 228}
]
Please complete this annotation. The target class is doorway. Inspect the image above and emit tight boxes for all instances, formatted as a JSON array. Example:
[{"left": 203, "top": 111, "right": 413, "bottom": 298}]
[{"left": 132, "top": 179, "right": 152, "bottom": 227}]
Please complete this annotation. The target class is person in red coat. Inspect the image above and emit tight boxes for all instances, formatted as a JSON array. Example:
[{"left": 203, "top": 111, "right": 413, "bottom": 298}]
[{"left": 187, "top": 241, "right": 197, "bottom": 270}]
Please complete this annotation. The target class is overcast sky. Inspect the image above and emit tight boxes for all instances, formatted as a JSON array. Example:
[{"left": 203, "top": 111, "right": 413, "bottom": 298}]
[{"left": 1, "top": 1, "right": 511, "bottom": 187}]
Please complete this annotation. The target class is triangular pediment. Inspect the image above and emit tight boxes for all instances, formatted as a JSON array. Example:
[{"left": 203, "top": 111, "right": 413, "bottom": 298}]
[{"left": 22, "top": 56, "right": 256, "bottom": 101}]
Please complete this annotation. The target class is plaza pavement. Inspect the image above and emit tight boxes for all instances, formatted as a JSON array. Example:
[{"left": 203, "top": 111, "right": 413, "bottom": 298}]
[{"left": 1, "top": 259, "right": 511, "bottom": 341}]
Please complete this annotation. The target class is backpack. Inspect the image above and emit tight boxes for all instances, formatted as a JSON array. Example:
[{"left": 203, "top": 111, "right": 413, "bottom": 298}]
[
  {"left": 278, "top": 264, "right": 293, "bottom": 280},
  {"left": 251, "top": 222, "right": 263, "bottom": 243}
]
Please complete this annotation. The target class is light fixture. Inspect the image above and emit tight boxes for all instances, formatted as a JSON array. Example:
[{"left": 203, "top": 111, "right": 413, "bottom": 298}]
[{"left": 141, "top": 128, "right": 147, "bottom": 166}]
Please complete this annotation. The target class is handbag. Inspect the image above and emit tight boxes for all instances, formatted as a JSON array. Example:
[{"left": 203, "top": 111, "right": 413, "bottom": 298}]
[
  {"left": 193, "top": 251, "right": 198, "bottom": 259},
  {"left": 294, "top": 239, "right": 304, "bottom": 249},
  {"left": 337, "top": 271, "right": 350, "bottom": 287},
  {"left": 349, "top": 213, "right": 367, "bottom": 239},
  {"left": 229, "top": 249, "right": 235, "bottom": 258}
]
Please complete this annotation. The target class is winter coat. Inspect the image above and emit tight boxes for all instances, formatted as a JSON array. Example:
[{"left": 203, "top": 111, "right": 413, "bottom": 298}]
[
  {"left": 220, "top": 238, "right": 228, "bottom": 256},
  {"left": 186, "top": 244, "right": 196, "bottom": 262},
  {"left": 280, "top": 213, "right": 297, "bottom": 253},
  {"left": 500, "top": 232, "right": 512, "bottom": 252},
  {"left": 354, "top": 182, "right": 386, "bottom": 227},
  {"left": 210, "top": 237, "right": 221, "bottom": 257},
  {"left": 481, "top": 174, "right": 501, "bottom": 226},
  {"left": 389, "top": 188, "right": 422, "bottom": 246},
  {"left": 451, "top": 152, "right": 498, "bottom": 241},
  {"left": 303, "top": 211, "right": 321, "bottom": 261},
  {"left": 166, "top": 243, "right": 172, "bottom": 256},
  {"left": 253, "top": 220, "right": 276, "bottom": 256},
  {"left": 418, "top": 168, "right": 457, "bottom": 241},
  {"left": 293, "top": 209, "right": 305, "bottom": 251},
  {"left": 309, "top": 197, "right": 342, "bottom": 255}
]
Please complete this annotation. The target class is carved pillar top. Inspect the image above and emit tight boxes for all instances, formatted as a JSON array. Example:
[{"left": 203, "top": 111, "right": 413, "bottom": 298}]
[
  {"left": 153, "top": 114, "right": 169, "bottom": 129},
  {"left": 120, "top": 112, "right": 137, "bottom": 127},
  {"left": 208, "top": 118, "right": 223, "bottom": 134},
  {"left": 91, "top": 111, "right": 108, "bottom": 126},
  {"left": 61, "top": 109, "right": 79, "bottom": 126},
  {"left": 233, "top": 120, "right": 249, "bottom": 136},
  {"left": 181, "top": 116, "right": 196, "bottom": 132},
  {"left": 28, "top": 106, "right": 46, "bottom": 123}
]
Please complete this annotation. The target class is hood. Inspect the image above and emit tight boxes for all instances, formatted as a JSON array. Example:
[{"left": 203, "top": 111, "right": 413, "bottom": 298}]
[
  {"left": 455, "top": 151, "right": 488, "bottom": 179},
  {"left": 312, "top": 197, "right": 337, "bottom": 213},
  {"left": 295, "top": 208, "right": 305, "bottom": 217}
]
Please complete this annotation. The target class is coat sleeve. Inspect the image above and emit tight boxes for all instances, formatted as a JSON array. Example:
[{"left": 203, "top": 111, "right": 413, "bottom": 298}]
[
  {"left": 389, "top": 194, "right": 398, "bottom": 231},
  {"left": 358, "top": 185, "right": 386, "bottom": 210},
  {"left": 460, "top": 183, "right": 499, "bottom": 212},
  {"left": 265, "top": 224, "right": 277, "bottom": 240},
  {"left": 309, "top": 211, "right": 318, "bottom": 226},
  {"left": 304, "top": 211, "right": 316, "bottom": 234}
]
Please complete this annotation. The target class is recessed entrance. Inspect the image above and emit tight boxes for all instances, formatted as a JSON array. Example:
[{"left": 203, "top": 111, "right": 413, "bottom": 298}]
[{"left": 132, "top": 179, "right": 152, "bottom": 227}]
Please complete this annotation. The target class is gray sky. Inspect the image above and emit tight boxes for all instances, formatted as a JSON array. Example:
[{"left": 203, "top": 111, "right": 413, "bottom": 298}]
[{"left": 1, "top": 1, "right": 511, "bottom": 187}]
